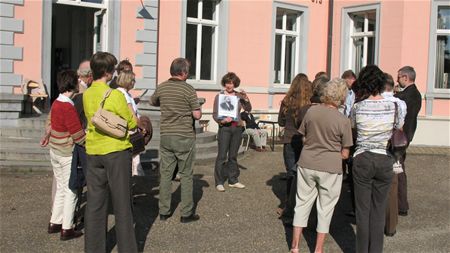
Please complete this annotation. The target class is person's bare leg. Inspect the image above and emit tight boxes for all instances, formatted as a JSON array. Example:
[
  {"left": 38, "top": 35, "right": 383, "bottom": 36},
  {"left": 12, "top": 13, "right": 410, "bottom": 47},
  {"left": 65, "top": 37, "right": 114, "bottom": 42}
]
[
  {"left": 291, "top": 226, "right": 303, "bottom": 252},
  {"left": 315, "top": 233, "right": 327, "bottom": 253}
]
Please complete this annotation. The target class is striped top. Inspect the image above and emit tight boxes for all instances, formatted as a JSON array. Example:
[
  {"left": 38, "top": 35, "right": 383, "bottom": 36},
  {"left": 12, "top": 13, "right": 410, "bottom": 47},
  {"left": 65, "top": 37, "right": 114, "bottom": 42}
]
[
  {"left": 151, "top": 78, "right": 201, "bottom": 138},
  {"left": 49, "top": 94, "right": 85, "bottom": 156},
  {"left": 351, "top": 99, "right": 403, "bottom": 157}
]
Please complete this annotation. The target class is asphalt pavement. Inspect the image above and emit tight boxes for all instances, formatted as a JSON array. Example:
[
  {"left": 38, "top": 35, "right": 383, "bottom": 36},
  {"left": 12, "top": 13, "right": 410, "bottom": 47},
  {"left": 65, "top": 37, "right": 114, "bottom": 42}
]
[{"left": 0, "top": 146, "right": 449, "bottom": 253}]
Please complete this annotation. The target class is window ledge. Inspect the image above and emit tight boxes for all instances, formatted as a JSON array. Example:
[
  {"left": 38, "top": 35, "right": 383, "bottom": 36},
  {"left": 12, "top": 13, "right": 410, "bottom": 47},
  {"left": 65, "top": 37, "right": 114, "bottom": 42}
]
[
  {"left": 425, "top": 92, "right": 450, "bottom": 99},
  {"left": 187, "top": 81, "right": 222, "bottom": 91}
]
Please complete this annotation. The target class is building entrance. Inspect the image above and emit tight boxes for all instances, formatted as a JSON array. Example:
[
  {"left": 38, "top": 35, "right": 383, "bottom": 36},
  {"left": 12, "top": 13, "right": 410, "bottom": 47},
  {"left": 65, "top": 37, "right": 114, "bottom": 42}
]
[{"left": 50, "top": 3, "right": 103, "bottom": 100}]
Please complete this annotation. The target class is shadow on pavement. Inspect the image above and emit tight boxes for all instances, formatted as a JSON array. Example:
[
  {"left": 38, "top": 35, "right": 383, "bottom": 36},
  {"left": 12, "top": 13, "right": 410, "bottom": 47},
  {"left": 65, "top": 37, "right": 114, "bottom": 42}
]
[
  {"left": 267, "top": 173, "right": 356, "bottom": 253},
  {"left": 169, "top": 174, "right": 210, "bottom": 216}
]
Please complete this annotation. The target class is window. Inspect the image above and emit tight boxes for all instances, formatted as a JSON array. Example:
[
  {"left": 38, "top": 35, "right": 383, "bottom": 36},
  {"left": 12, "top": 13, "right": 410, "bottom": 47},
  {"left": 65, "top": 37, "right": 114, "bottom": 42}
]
[
  {"left": 435, "top": 5, "right": 450, "bottom": 89},
  {"left": 273, "top": 8, "right": 302, "bottom": 84},
  {"left": 185, "top": 0, "right": 219, "bottom": 82},
  {"left": 341, "top": 5, "right": 380, "bottom": 75}
]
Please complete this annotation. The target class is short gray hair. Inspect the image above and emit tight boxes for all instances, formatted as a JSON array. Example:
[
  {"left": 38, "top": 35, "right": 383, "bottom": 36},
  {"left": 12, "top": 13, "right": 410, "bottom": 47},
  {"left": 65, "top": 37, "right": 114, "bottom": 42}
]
[
  {"left": 321, "top": 78, "right": 348, "bottom": 107},
  {"left": 398, "top": 66, "right": 416, "bottom": 81}
]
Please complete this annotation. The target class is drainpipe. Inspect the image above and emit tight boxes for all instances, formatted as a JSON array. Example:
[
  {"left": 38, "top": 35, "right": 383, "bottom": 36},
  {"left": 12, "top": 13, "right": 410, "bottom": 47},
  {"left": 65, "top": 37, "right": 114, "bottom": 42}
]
[{"left": 326, "top": 0, "right": 334, "bottom": 76}]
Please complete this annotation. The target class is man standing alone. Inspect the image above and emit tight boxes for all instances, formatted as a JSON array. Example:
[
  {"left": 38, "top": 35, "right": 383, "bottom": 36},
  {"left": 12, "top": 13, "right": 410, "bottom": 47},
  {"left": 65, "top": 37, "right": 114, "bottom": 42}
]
[
  {"left": 395, "top": 66, "right": 422, "bottom": 216},
  {"left": 151, "top": 58, "right": 202, "bottom": 223}
]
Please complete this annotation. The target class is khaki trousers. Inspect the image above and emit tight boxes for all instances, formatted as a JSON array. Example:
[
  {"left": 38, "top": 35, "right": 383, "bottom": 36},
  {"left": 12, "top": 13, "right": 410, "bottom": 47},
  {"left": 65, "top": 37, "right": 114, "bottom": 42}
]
[{"left": 293, "top": 166, "right": 342, "bottom": 233}]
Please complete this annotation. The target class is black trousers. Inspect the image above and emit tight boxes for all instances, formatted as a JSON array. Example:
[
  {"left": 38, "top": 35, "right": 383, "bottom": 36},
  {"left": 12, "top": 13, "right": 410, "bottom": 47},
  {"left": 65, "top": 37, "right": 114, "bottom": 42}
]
[
  {"left": 353, "top": 152, "right": 394, "bottom": 253},
  {"left": 214, "top": 126, "right": 243, "bottom": 185},
  {"left": 85, "top": 150, "right": 137, "bottom": 253},
  {"left": 398, "top": 152, "right": 409, "bottom": 212}
]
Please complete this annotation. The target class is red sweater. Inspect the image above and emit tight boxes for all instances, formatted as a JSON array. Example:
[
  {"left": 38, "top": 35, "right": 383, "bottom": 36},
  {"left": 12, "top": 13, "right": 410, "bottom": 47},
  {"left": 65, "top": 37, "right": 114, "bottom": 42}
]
[{"left": 49, "top": 100, "right": 85, "bottom": 156}]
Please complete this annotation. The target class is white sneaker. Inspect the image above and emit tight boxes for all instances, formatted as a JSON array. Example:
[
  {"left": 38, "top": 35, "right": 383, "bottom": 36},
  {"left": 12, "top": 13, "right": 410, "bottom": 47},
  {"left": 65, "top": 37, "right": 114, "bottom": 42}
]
[
  {"left": 216, "top": 184, "right": 225, "bottom": 192},
  {"left": 229, "top": 182, "right": 245, "bottom": 189}
]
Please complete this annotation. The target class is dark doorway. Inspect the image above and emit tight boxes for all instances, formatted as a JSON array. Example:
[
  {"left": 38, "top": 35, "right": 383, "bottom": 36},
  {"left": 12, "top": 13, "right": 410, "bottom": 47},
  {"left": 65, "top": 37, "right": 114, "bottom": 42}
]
[{"left": 50, "top": 4, "right": 98, "bottom": 101}]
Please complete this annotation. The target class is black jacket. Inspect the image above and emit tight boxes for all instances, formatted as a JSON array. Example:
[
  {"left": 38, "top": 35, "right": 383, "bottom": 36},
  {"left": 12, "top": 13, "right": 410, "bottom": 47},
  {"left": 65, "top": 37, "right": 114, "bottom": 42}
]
[{"left": 394, "top": 84, "right": 421, "bottom": 142}]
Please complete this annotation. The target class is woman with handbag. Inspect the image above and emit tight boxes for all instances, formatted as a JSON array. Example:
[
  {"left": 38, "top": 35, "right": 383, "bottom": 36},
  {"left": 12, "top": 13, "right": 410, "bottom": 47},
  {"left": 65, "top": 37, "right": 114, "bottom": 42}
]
[
  {"left": 47, "top": 70, "right": 86, "bottom": 240},
  {"left": 116, "top": 70, "right": 146, "bottom": 176},
  {"left": 350, "top": 65, "right": 405, "bottom": 253}
]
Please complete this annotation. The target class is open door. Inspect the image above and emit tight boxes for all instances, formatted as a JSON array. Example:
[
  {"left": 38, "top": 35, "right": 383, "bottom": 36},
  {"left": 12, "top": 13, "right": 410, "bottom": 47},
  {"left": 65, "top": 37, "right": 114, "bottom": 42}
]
[{"left": 93, "top": 9, "right": 108, "bottom": 53}]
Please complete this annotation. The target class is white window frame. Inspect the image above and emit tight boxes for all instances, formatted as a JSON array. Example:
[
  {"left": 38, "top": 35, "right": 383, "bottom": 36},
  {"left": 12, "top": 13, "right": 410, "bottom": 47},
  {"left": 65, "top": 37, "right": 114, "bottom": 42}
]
[
  {"left": 340, "top": 4, "right": 380, "bottom": 75},
  {"left": 183, "top": 0, "right": 220, "bottom": 85},
  {"left": 54, "top": 0, "right": 107, "bottom": 9},
  {"left": 427, "top": 0, "right": 450, "bottom": 95},
  {"left": 270, "top": 2, "right": 308, "bottom": 89}
]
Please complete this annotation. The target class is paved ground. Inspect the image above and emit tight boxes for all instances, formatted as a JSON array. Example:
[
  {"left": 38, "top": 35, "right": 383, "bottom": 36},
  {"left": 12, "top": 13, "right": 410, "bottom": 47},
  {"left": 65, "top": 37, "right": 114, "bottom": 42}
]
[{"left": 0, "top": 146, "right": 449, "bottom": 253}]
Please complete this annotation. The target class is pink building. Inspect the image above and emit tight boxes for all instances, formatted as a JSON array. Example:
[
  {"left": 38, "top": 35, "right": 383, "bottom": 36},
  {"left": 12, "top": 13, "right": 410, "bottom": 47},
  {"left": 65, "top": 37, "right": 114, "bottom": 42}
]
[{"left": 0, "top": 0, "right": 449, "bottom": 146}]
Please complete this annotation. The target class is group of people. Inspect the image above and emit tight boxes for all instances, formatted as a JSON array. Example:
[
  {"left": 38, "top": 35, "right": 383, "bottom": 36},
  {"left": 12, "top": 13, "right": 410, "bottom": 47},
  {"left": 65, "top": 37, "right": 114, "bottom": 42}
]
[
  {"left": 40, "top": 50, "right": 421, "bottom": 253},
  {"left": 273, "top": 66, "right": 420, "bottom": 253},
  {"left": 41, "top": 53, "right": 151, "bottom": 252}
]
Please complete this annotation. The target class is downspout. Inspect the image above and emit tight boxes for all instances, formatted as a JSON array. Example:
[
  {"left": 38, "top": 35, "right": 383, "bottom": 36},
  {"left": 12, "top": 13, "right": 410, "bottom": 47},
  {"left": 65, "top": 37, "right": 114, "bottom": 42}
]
[{"left": 326, "top": 0, "right": 334, "bottom": 76}]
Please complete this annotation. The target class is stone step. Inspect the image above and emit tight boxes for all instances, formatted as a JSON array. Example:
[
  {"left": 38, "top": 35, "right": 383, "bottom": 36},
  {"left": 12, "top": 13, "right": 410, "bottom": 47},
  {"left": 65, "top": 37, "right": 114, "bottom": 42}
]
[{"left": 0, "top": 160, "right": 51, "bottom": 172}]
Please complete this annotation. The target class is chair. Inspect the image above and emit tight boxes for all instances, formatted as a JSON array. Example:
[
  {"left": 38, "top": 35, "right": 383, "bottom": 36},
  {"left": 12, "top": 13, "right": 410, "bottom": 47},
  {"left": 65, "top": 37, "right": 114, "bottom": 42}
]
[
  {"left": 21, "top": 79, "right": 48, "bottom": 114},
  {"left": 241, "top": 121, "right": 251, "bottom": 152}
]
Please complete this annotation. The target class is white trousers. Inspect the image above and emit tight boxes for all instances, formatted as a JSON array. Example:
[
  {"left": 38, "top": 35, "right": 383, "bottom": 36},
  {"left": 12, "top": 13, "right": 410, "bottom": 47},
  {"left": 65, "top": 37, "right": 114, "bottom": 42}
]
[
  {"left": 244, "top": 128, "right": 268, "bottom": 147},
  {"left": 293, "top": 166, "right": 342, "bottom": 233},
  {"left": 49, "top": 149, "right": 77, "bottom": 229},
  {"left": 132, "top": 154, "right": 144, "bottom": 176}
]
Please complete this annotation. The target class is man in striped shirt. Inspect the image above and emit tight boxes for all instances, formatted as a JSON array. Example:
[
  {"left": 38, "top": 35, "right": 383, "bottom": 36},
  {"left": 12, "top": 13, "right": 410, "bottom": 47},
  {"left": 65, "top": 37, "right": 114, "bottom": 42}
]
[{"left": 151, "top": 58, "right": 202, "bottom": 223}]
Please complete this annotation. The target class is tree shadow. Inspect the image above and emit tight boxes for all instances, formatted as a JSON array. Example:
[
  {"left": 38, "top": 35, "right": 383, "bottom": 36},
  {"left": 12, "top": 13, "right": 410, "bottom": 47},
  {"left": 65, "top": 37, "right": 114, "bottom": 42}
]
[{"left": 267, "top": 173, "right": 356, "bottom": 253}]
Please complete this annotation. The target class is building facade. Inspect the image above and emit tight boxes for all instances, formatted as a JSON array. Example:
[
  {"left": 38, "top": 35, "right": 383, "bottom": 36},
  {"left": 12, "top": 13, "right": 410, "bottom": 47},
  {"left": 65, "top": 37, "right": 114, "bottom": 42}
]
[{"left": 0, "top": 0, "right": 449, "bottom": 146}]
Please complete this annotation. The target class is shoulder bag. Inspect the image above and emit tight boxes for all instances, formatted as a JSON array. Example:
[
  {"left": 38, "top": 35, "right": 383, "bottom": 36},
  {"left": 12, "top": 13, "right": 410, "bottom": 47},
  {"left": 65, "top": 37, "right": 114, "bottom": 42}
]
[
  {"left": 91, "top": 89, "right": 128, "bottom": 138},
  {"left": 388, "top": 102, "right": 408, "bottom": 158}
]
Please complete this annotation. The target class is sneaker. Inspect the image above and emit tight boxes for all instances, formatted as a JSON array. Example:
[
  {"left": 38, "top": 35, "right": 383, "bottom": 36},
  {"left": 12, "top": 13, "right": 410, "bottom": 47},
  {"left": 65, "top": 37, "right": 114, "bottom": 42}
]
[
  {"left": 229, "top": 182, "right": 245, "bottom": 189},
  {"left": 216, "top": 184, "right": 225, "bottom": 192}
]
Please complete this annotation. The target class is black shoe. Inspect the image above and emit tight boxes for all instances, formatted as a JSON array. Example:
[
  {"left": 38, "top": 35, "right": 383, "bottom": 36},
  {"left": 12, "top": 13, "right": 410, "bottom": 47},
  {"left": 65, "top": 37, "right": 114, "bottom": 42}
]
[
  {"left": 160, "top": 214, "right": 171, "bottom": 221},
  {"left": 385, "top": 231, "right": 396, "bottom": 237},
  {"left": 47, "top": 223, "right": 62, "bottom": 234},
  {"left": 180, "top": 214, "right": 200, "bottom": 223},
  {"left": 60, "top": 229, "right": 83, "bottom": 241},
  {"left": 398, "top": 210, "right": 408, "bottom": 216}
]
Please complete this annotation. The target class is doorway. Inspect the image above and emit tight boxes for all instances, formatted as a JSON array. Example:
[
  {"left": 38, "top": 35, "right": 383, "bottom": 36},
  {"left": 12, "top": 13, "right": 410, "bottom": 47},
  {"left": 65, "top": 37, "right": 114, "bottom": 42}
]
[{"left": 50, "top": 4, "right": 99, "bottom": 100}]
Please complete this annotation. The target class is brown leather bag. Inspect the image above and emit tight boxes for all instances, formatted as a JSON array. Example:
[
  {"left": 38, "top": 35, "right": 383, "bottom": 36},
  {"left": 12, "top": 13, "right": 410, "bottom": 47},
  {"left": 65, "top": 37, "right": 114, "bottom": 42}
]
[
  {"left": 389, "top": 103, "right": 408, "bottom": 156},
  {"left": 91, "top": 89, "right": 128, "bottom": 138}
]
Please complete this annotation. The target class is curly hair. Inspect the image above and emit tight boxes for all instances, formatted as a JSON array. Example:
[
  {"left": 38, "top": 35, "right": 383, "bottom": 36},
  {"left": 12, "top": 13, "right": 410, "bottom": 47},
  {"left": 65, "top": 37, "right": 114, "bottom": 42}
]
[
  {"left": 321, "top": 78, "right": 348, "bottom": 107},
  {"left": 281, "top": 73, "right": 313, "bottom": 120},
  {"left": 221, "top": 72, "right": 241, "bottom": 88},
  {"left": 353, "top": 65, "right": 386, "bottom": 102}
]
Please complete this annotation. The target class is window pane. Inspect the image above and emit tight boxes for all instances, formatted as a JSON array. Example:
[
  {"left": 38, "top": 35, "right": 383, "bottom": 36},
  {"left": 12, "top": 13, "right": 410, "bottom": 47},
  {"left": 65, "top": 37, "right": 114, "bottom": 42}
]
[
  {"left": 286, "top": 12, "right": 297, "bottom": 31},
  {"left": 276, "top": 8, "right": 283, "bottom": 29},
  {"left": 438, "top": 6, "right": 450, "bottom": 29},
  {"left": 187, "top": 0, "right": 198, "bottom": 18},
  {"left": 284, "top": 36, "right": 295, "bottom": 84},
  {"left": 202, "top": 0, "right": 217, "bottom": 20},
  {"left": 367, "top": 36, "right": 375, "bottom": 65},
  {"left": 352, "top": 15, "right": 364, "bottom": 33},
  {"left": 186, "top": 24, "right": 197, "bottom": 79},
  {"left": 435, "top": 35, "right": 450, "bottom": 89},
  {"left": 353, "top": 37, "right": 364, "bottom": 74},
  {"left": 201, "top": 26, "right": 215, "bottom": 80},
  {"left": 273, "top": 35, "right": 282, "bottom": 83}
]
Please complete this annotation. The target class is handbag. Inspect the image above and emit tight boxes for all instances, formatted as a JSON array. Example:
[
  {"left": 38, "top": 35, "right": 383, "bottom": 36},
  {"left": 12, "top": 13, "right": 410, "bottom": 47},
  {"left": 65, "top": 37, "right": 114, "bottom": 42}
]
[
  {"left": 388, "top": 102, "right": 408, "bottom": 158},
  {"left": 91, "top": 89, "right": 128, "bottom": 138},
  {"left": 129, "top": 129, "right": 146, "bottom": 155}
]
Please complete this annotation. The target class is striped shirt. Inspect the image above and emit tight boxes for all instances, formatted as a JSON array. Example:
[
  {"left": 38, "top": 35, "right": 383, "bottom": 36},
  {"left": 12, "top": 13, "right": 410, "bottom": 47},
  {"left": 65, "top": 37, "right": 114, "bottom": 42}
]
[
  {"left": 49, "top": 94, "right": 85, "bottom": 156},
  {"left": 151, "top": 78, "right": 200, "bottom": 138},
  {"left": 351, "top": 99, "right": 402, "bottom": 157}
]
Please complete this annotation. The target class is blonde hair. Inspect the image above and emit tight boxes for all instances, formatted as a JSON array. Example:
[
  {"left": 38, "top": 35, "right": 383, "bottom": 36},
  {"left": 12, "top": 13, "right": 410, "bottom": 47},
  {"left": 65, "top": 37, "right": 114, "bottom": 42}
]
[
  {"left": 116, "top": 70, "right": 135, "bottom": 90},
  {"left": 321, "top": 78, "right": 348, "bottom": 107}
]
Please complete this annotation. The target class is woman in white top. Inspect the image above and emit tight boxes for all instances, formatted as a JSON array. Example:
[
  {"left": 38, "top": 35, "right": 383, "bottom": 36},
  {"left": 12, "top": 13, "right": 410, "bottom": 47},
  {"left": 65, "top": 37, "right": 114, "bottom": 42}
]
[
  {"left": 351, "top": 65, "right": 404, "bottom": 253},
  {"left": 116, "top": 71, "right": 144, "bottom": 176}
]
